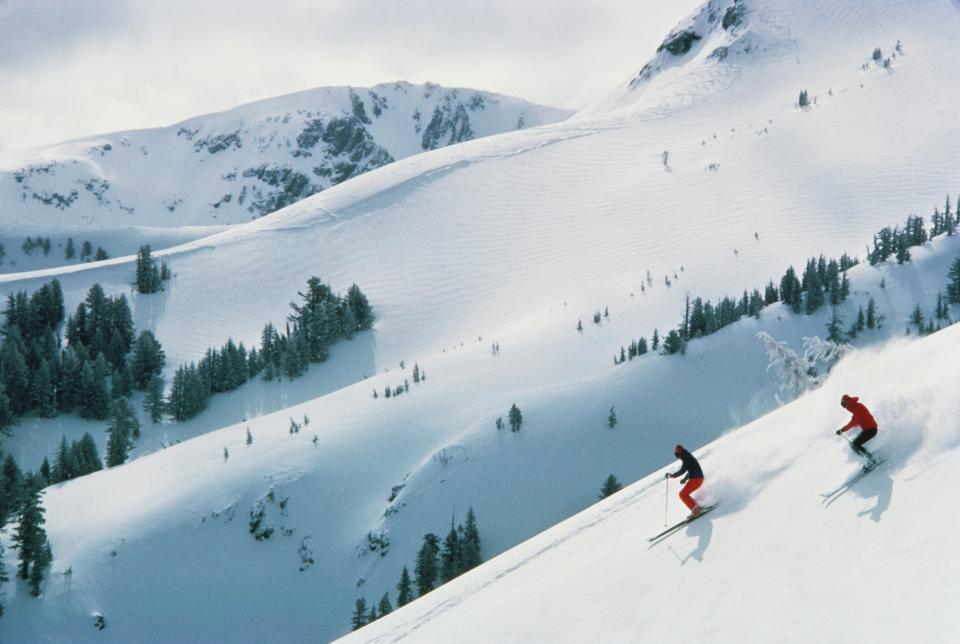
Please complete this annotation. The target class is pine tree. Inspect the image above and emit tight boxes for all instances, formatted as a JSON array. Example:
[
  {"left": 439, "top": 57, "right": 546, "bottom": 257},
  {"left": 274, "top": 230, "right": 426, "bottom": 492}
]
[
  {"left": 947, "top": 257, "right": 960, "bottom": 304},
  {"left": 131, "top": 331, "right": 166, "bottom": 389},
  {"left": 440, "top": 522, "right": 463, "bottom": 583},
  {"left": 780, "top": 266, "right": 803, "bottom": 313},
  {"left": 651, "top": 328, "right": 660, "bottom": 351},
  {"left": 910, "top": 304, "right": 924, "bottom": 329},
  {"left": 144, "top": 375, "right": 165, "bottom": 423},
  {"left": 0, "top": 381, "right": 16, "bottom": 435},
  {"left": 0, "top": 541, "right": 8, "bottom": 616},
  {"left": 461, "top": 508, "right": 482, "bottom": 572},
  {"left": 76, "top": 432, "right": 103, "bottom": 474},
  {"left": 53, "top": 435, "right": 77, "bottom": 483},
  {"left": 608, "top": 406, "right": 617, "bottom": 429},
  {"left": 135, "top": 245, "right": 164, "bottom": 294},
  {"left": 106, "top": 397, "right": 139, "bottom": 467},
  {"left": 351, "top": 597, "right": 368, "bottom": 630},
  {"left": 1, "top": 454, "right": 22, "bottom": 522},
  {"left": 866, "top": 298, "right": 878, "bottom": 329},
  {"left": 64, "top": 237, "right": 75, "bottom": 260},
  {"left": 855, "top": 306, "right": 866, "bottom": 333},
  {"left": 662, "top": 329, "right": 685, "bottom": 354},
  {"left": 826, "top": 309, "right": 845, "bottom": 343},
  {"left": 12, "top": 484, "right": 49, "bottom": 590},
  {"left": 508, "top": 404, "right": 523, "bottom": 432},
  {"left": 414, "top": 533, "right": 440, "bottom": 596},
  {"left": 38, "top": 457, "right": 51, "bottom": 484},
  {"left": 397, "top": 566, "right": 414, "bottom": 607},
  {"left": 599, "top": 474, "right": 623, "bottom": 499},
  {"left": 378, "top": 592, "right": 393, "bottom": 618},
  {"left": 80, "top": 359, "right": 110, "bottom": 420}
]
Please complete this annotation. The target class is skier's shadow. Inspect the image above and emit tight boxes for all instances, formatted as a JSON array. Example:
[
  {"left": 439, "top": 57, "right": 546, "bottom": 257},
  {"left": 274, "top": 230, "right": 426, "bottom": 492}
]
[
  {"left": 672, "top": 518, "right": 714, "bottom": 565},
  {"left": 822, "top": 465, "right": 894, "bottom": 520},
  {"left": 854, "top": 467, "right": 894, "bottom": 522}
]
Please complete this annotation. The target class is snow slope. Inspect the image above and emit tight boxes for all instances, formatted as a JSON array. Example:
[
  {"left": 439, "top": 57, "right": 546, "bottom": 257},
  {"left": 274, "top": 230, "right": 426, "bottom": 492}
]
[
  {"left": 343, "top": 318, "right": 960, "bottom": 644},
  {"left": 2, "top": 0, "right": 960, "bottom": 641}
]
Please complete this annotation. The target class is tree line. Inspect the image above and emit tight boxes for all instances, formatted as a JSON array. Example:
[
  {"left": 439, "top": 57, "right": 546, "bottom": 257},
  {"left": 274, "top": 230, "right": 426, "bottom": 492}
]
[
  {"left": 168, "top": 276, "right": 373, "bottom": 421},
  {"left": 615, "top": 194, "right": 960, "bottom": 363}
]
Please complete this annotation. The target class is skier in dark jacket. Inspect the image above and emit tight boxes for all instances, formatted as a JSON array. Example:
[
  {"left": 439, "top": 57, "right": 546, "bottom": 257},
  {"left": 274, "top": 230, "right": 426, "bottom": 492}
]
[
  {"left": 665, "top": 444, "right": 704, "bottom": 519},
  {"left": 836, "top": 394, "right": 878, "bottom": 465}
]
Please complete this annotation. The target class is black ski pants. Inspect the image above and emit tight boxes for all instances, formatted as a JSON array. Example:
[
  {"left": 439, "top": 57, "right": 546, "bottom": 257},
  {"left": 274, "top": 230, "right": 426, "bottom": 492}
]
[{"left": 851, "top": 427, "right": 878, "bottom": 454}]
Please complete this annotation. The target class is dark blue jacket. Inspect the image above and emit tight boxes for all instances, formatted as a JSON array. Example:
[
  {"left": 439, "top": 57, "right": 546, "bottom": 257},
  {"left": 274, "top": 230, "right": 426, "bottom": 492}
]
[{"left": 669, "top": 448, "right": 703, "bottom": 481}]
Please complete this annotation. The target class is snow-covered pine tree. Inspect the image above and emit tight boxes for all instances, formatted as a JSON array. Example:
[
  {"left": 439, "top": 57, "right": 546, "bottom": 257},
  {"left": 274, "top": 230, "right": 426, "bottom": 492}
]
[
  {"left": 608, "top": 407, "right": 617, "bottom": 428},
  {"left": 757, "top": 332, "right": 851, "bottom": 403}
]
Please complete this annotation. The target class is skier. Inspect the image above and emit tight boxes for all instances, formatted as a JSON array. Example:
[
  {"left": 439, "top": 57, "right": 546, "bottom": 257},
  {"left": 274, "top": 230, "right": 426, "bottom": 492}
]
[
  {"left": 836, "top": 394, "right": 878, "bottom": 465},
  {"left": 665, "top": 444, "right": 704, "bottom": 519}
]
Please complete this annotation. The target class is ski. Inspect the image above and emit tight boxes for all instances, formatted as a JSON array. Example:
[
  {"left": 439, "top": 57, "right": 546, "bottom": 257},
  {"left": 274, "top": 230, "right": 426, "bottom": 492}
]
[
  {"left": 647, "top": 503, "right": 719, "bottom": 544},
  {"left": 820, "top": 458, "right": 886, "bottom": 501}
]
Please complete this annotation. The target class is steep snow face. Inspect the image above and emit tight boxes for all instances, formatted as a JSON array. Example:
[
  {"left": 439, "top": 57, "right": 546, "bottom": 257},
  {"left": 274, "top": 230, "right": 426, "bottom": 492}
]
[
  {"left": 0, "top": 82, "right": 571, "bottom": 231},
  {"left": 587, "top": 0, "right": 950, "bottom": 116},
  {"left": 342, "top": 322, "right": 960, "bottom": 644}
]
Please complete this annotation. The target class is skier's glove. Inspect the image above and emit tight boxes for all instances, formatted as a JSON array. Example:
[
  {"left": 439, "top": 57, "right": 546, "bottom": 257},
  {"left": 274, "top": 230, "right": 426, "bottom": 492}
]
[
  {"left": 835, "top": 429, "right": 843, "bottom": 436},
  {"left": 664, "top": 472, "right": 670, "bottom": 479}
]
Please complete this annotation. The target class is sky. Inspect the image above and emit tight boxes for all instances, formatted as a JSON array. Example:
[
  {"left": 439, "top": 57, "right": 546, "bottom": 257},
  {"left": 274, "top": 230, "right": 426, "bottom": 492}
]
[{"left": 0, "top": 0, "right": 699, "bottom": 152}]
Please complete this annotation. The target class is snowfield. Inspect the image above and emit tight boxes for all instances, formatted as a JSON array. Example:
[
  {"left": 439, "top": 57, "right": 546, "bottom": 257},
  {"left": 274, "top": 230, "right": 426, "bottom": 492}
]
[{"left": 2, "top": 0, "right": 960, "bottom": 641}]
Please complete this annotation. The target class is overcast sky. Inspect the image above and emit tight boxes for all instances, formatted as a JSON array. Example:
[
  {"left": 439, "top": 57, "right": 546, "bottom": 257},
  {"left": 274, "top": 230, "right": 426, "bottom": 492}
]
[{"left": 0, "top": 0, "right": 699, "bottom": 152}]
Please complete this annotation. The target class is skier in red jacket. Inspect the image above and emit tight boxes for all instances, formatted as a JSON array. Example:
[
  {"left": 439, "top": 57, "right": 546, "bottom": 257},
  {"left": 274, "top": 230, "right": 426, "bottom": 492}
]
[{"left": 836, "top": 394, "right": 878, "bottom": 465}]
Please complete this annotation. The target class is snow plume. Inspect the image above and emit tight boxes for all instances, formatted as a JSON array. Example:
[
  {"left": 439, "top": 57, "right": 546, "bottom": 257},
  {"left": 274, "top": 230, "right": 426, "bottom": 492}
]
[{"left": 757, "top": 332, "right": 851, "bottom": 404}]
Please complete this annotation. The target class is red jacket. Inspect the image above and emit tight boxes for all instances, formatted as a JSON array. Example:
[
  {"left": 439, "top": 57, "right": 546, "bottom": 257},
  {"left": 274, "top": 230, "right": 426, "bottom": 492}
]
[{"left": 840, "top": 396, "right": 877, "bottom": 432}]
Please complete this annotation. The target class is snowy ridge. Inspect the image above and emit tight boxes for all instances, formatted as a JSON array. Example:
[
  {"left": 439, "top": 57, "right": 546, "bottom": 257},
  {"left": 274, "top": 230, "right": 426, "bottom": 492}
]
[{"left": 0, "top": 81, "right": 571, "bottom": 234}]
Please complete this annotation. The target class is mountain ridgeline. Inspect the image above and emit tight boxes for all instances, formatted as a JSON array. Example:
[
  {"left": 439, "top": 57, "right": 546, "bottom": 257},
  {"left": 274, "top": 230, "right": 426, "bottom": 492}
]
[{"left": 0, "top": 82, "right": 572, "bottom": 228}]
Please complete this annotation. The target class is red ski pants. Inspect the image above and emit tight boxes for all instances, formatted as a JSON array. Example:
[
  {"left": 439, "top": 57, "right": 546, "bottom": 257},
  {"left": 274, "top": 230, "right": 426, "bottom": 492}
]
[{"left": 679, "top": 477, "right": 704, "bottom": 510}]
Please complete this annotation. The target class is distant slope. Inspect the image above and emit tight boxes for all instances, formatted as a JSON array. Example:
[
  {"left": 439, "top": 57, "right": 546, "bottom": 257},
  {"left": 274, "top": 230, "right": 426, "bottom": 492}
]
[{"left": 0, "top": 81, "right": 571, "bottom": 230}]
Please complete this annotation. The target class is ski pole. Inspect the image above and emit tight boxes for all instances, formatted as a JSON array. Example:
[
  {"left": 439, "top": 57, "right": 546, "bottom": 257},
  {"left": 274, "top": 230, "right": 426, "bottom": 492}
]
[{"left": 664, "top": 475, "right": 669, "bottom": 527}]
